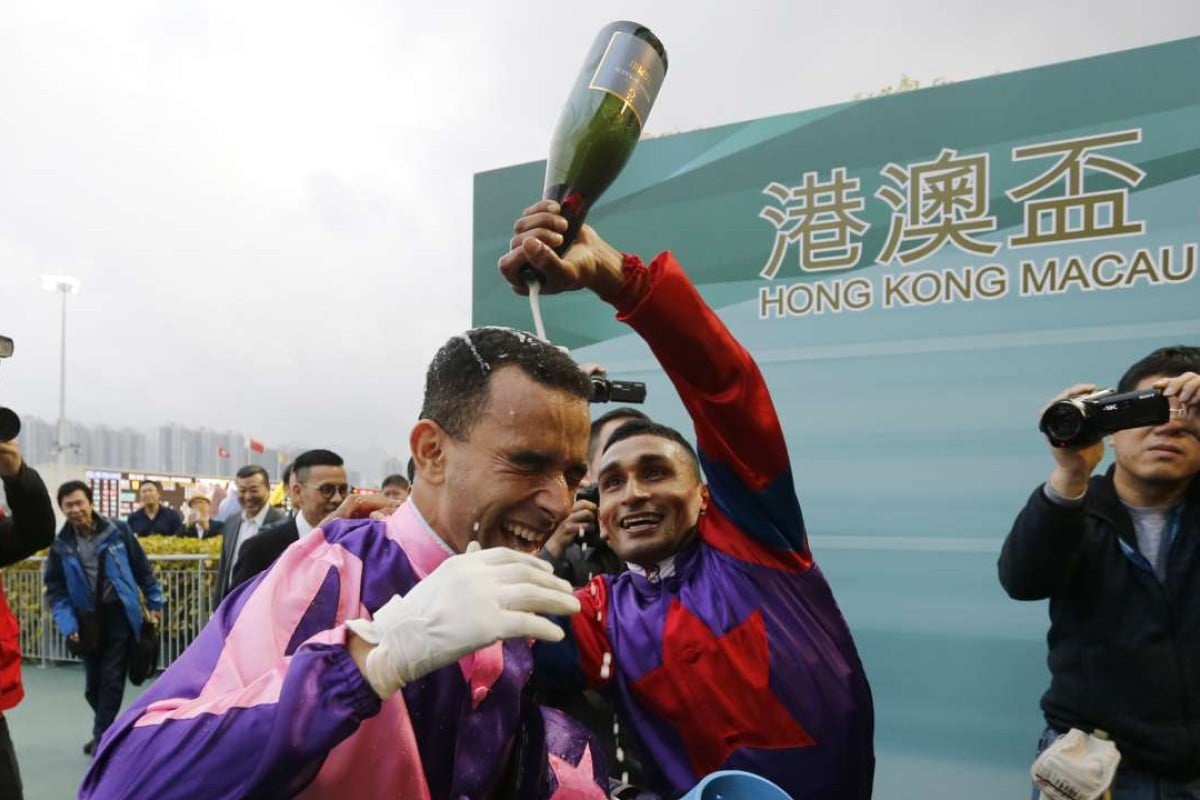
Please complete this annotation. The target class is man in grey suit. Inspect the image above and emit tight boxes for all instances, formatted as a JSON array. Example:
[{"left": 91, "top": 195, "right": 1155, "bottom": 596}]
[{"left": 212, "top": 465, "right": 286, "bottom": 607}]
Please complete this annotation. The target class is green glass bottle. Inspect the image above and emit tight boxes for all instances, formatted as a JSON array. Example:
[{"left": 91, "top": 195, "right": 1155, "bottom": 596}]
[{"left": 540, "top": 21, "right": 668, "bottom": 257}]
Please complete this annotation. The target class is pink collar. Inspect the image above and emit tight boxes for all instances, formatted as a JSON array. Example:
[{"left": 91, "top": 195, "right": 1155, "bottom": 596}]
[
  {"left": 385, "top": 501, "right": 456, "bottom": 579},
  {"left": 384, "top": 502, "right": 503, "bottom": 707}
]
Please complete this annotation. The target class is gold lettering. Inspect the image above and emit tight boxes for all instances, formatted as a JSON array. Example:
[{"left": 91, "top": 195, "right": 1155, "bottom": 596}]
[
  {"left": 1089, "top": 252, "right": 1124, "bottom": 289},
  {"left": 1021, "top": 259, "right": 1058, "bottom": 295}
]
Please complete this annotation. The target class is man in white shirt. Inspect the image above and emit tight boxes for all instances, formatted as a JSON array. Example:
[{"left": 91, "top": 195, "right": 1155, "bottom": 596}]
[{"left": 212, "top": 466, "right": 285, "bottom": 606}]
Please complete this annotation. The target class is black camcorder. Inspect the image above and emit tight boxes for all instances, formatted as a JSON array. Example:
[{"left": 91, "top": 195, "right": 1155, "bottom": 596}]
[
  {"left": 1039, "top": 387, "right": 1170, "bottom": 448},
  {"left": 572, "top": 484, "right": 603, "bottom": 548},
  {"left": 590, "top": 376, "right": 646, "bottom": 404},
  {"left": 0, "top": 336, "right": 17, "bottom": 442}
]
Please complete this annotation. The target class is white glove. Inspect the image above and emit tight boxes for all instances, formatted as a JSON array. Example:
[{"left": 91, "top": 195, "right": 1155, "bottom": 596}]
[
  {"left": 346, "top": 542, "right": 581, "bottom": 698},
  {"left": 1032, "top": 728, "right": 1120, "bottom": 800}
]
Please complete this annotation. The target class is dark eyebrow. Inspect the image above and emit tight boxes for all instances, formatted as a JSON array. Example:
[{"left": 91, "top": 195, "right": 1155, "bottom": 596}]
[
  {"left": 507, "top": 450, "right": 554, "bottom": 471},
  {"left": 598, "top": 452, "right": 672, "bottom": 480},
  {"left": 508, "top": 450, "right": 589, "bottom": 481}
]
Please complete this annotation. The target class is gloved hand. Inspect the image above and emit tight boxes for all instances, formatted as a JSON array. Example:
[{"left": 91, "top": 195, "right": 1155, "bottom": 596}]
[
  {"left": 1032, "top": 728, "right": 1120, "bottom": 800},
  {"left": 347, "top": 542, "right": 581, "bottom": 698}
]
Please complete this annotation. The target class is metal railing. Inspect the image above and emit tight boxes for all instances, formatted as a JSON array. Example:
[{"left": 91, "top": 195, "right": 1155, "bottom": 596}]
[{"left": 1, "top": 555, "right": 217, "bottom": 669}]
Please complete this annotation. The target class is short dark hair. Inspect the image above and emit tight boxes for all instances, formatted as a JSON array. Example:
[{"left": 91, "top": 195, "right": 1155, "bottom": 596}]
[
  {"left": 235, "top": 465, "right": 270, "bottom": 487},
  {"left": 292, "top": 449, "right": 344, "bottom": 484},
  {"left": 602, "top": 419, "right": 702, "bottom": 481},
  {"left": 1119, "top": 346, "right": 1200, "bottom": 392},
  {"left": 57, "top": 480, "right": 93, "bottom": 507},
  {"left": 139, "top": 479, "right": 163, "bottom": 493},
  {"left": 405, "top": 457, "right": 415, "bottom": 483},
  {"left": 281, "top": 461, "right": 294, "bottom": 486},
  {"left": 589, "top": 407, "right": 650, "bottom": 462},
  {"left": 419, "top": 327, "right": 591, "bottom": 439},
  {"left": 381, "top": 474, "right": 410, "bottom": 491}
]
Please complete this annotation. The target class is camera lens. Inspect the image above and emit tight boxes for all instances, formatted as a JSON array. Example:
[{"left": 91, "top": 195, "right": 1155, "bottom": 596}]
[
  {"left": 1040, "top": 403, "right": 1084, "bottom": 444},
  {"left": 0, "top": 407, "right": 20, "bottom": 441}
]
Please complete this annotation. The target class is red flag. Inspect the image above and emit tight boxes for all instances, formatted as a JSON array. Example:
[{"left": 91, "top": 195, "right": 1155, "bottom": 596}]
[
  {"left": 217, "top": 447, "right": 231, "bottom": 459},
  {"left": 247, "top": 438, "right": 265, "bottom": 454}
]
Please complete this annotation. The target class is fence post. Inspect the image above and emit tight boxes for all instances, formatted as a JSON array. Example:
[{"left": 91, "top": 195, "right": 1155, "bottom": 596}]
[{"left": 39, "top": 590, "right": 49, "bottom": 670}]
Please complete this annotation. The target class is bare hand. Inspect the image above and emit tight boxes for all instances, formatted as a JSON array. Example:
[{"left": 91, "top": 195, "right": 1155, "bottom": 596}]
[
  {"left": 0, "top": 440, "right": 22, "bottom": 479},
  {"left": 1155, "top": 371, "right": 1200, "bottom": 412},
  {"left": 1044, "top": 383, "right": 1106, "bottom": 497},
  {"left": 144, "top": 610, "right": 160, "bottom": 625},
  {"left": 68, "top": 633, "right": 79, "bottom": 643},
  {"left": 542, "top": 499, "right": 598, "bottom": 560},
  {"left": 320, "top": 494, "right": 402, "bottom": 528},
  {"left": 497, "top": 200, "right": 625, "bottom": 297}
]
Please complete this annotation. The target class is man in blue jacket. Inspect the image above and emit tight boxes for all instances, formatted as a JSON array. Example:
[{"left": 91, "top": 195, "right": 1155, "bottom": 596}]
[{"left": 44, "top": 480, "right": 164, "bottom": 756}]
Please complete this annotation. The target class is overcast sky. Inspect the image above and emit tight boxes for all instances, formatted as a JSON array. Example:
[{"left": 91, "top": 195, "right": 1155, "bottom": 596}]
[{"left": 2, "top": 0, "right": 1198, "bottom": 473}]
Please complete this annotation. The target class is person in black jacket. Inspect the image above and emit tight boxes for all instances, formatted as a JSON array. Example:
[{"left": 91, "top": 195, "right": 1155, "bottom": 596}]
[
  {"left": 229, "top": 450, "right": 354, "bottom": 592},
  {"left": 999, "top": 346, "right": 1200, "bottom": 797},
  {"left": 0, "top": 438, "right": 55, "bottom": 799}
]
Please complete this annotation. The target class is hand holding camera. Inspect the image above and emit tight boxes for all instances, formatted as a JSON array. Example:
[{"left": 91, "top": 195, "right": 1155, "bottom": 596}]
[
  {"left": 1039, "top": 372, "right": 1200, "bottom": 497},
  {"left": 0, "top": 335, "right": 18, "bottom": 443},
  {"left": 543, "top": 492, "right": 600, "bottom": 561},
  {"left": 0, "top": 441, "right": 22, "bottom": 480}
]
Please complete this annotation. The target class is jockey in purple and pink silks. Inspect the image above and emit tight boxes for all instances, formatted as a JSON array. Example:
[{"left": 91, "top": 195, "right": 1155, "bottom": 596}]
[{"left": 82, "top": 327, "right": 611, "bottom": 800}]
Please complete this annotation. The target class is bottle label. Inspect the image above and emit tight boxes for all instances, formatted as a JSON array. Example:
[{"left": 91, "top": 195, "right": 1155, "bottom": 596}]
[{"left": 588, "top": 31, "right": 666, "bottom": 127}]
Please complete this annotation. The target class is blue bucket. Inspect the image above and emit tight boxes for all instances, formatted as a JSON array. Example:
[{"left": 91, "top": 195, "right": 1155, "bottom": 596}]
[{"left": 679, "top": 770, "right": 793, "bottom": 800}]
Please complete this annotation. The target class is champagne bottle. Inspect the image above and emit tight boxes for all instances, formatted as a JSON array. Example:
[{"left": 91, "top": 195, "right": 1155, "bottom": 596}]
[{"left": 522, "top": 21, "right": 667, "bottom": 286}]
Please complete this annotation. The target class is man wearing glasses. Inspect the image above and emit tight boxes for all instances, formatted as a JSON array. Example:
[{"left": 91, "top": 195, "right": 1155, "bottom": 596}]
[{"left": 230, "top": 449, "right": 350, "bottom": 591}]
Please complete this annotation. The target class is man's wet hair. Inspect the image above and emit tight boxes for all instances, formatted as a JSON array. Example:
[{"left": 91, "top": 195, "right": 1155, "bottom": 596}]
[
  {"left": 601, "top": 419, "right": 702, "bottom": 481},
  {"left": 1118, "top": 346, "right": 1200, "bottom": 392},
  {"left": 420, "top": 327, "right": 592, "bottom": 439}
]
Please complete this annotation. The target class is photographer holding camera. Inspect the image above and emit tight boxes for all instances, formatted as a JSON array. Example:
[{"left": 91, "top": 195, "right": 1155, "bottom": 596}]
[
  {"left": 0, "top": 436, "right": 56, "bottom": 799},
  {"left": 540, "top": 406, "right": 647, "bottom": 588},
  {"left": 999, "top": 346, "right": 1200, "bottom": 797}
]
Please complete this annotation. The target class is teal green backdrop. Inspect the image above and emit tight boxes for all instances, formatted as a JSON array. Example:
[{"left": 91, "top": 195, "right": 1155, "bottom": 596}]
[{"left": 474, "top": 36, "right": 1200, "bottom": 798}]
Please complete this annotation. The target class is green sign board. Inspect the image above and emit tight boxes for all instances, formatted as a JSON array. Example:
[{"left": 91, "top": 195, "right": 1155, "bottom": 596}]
[{"left": 473, "top": 36, "right": 1200, "bottom": 798}]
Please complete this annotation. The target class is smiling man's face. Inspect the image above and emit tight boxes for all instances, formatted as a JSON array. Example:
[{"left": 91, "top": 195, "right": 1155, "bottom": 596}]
[
  {"left": 438, "top": 366, "right": 590, "bottom": 555},
  {"left": 1112, "top": 374, "right": 1200, "bottom": 492},
  {"left": 596, "top": 433, "right": 706, "bottom": 569}
]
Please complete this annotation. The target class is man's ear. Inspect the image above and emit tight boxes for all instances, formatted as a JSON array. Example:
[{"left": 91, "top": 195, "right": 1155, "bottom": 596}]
[
  {"left": 699, "top": 483, "right": 711, "bottom": 514},
  {"left": 410, "top": 419, "right": 450, "bottom": 486}
]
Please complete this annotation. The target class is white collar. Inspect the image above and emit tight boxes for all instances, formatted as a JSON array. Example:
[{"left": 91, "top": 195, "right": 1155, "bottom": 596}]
[
  {"left": 244, "top": 504, "right": 270, "bottom": 527},
  {"left": 627, "top": 554, "right": 677, "bottom": 583},
  {"left": 295, "top": 512, "right": 316, "bottom": 539}
]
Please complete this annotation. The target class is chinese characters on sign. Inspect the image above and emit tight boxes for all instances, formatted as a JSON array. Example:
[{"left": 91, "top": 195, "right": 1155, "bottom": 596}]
[
  {"left": 755, "top": 127, "right": 1195, "bottom": 319},
  {"left": 758, "top": 128, "right": 1146, "bottom": 277}
]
